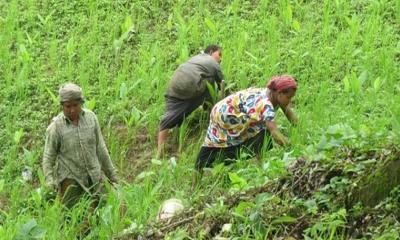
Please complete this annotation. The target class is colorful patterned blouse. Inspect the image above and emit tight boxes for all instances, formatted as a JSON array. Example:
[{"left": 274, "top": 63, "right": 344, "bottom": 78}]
[{"left": 204, "top": 88, "right": 276, "bottom": 148}]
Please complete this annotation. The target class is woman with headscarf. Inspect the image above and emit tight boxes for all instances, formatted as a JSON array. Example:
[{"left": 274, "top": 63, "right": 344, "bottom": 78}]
[{"left": 195, "top": 75, "right": 298, "bottom": 170}]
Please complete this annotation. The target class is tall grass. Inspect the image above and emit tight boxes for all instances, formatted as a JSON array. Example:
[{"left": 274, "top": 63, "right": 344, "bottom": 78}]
[{"left": 0, "top": 0, "right": 399, "bottom": 238}]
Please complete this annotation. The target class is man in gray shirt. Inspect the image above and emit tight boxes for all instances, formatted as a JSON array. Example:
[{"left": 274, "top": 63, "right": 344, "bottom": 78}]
[
  {"left": 157, "top": 44, "right": 225, "bottom": 158},
  {"left": 43, "top": 83, "right": 117, "bottom": 208}
]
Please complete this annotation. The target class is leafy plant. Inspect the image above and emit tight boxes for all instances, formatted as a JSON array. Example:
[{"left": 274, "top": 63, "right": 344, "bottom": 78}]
[
  {"left": 304, "top": 209, "right": 347, "bottom": 240},
  {"left": 14, "top": 219, "right": 46, "bottom": 240}
]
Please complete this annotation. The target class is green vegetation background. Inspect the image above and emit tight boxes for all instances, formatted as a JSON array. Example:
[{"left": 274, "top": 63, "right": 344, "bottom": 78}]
[{"left": 0, "top": 0, "right": 399, "bottom": 239}]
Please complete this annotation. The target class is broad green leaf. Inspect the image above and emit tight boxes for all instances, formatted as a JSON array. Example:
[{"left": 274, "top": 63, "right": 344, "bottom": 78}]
[
  {"left": 131, "top": 106, "right": 141, "bottom": 121},
  {"left": 255, "top": 192, "right": 272, "bottom": 206},
  {"left": 169, "top": 156, "right": 177, "bottom": 168},
  {"left": 326, "top": 124, "right": 343, "bottom": 136},
  {"left": 19, "top": 44, "right": 30, "bottom": 63},
  {"left": 137, "top": 171, "right": 155, "bottom": 179},
  {"left": 23, "top": 148, "right": 36, "bottom": 166},
  {"left": 100, "top": 205, "right": 113, "bottom": 226},
  {"left": 122, "top": 16, "right": 134, "bottom": 33},
  {"left": 234, "top": 201, "right": 255, "bottom": 216},
  {"left": 351, "top": 72, "right": 361, "bottom": 93},
  {"left": 249, "top": 210, "right": 261, "bottom": 222},
  {"left": 66, "top": 37, "right": 75, "bottom": 57},
  {"left": 14, "top": 128, "right": 24, "bottom": 145},
  {"left": 282, "top": 150, "right": 295, "bottom": 163},
  {"left": 392, "top": 114, "right": 400, "bottom": 135},
  {"left": 206, "top": 81, "right": 218, "bottom": 106},
  {"left": 179, "top": 46, "right": 189, "bottom": 62},
  {"left": 204, "top": 17, "right": 217, "bottom": 33},
  {"left": 85, "top": 98, "right": 96, "bottom": 110},
  {"left": 211, "top": 163, "right": 225, "bottom": 176},
  {"left": 16, "top": 219, "right": 37, "bottom": 239},
  {"left": 352, "top": 48, "right": 363, "bottom": 57},
  {"left": 229, "top": 172, "right": 247, "bottom": 189},
  {"left": 304, "top": 199, "right": 318, "bottom": 214},
  {"left": 45, "top": 87, "right": 58, "bottom": 105},
  {"left": 345, "top": 16, "right": 352, "bottom": 27},
  {"left": 167, "top": 14, "right": 173, "bottom": 30},
  {"left": 174, "top": 10, "right": 185, "bottom": 27},
  {"left": 113, "top": 39, "right": 122, "bottom": 52},
  {"left": 358, "top": 70, "right": 368, "bottom": 84},
  {"left": 285, "top": 5, "right": 293, "bottom": 23},
  {"left": 127, "top": 106, "right": 142, "bottom": 127},
  {"left": 373, "top": 77, "right": 382, "bottom": 91},
  {"left": 151, "top": 159, "right": 162, "bottom": 165},
  {"left": 342, "top": 76, "right": 350, "bottom": 92},
  {"left": 317, "top": 135, "right": 330, "bottom": 150},
  {"left": 0, "top": 179, "right": 4, "bottom": 193},
  {"left": 292, "top": 20, "right": 301, "bottom": 31},
  {"left": 30, "top": 226, "right": 46, "bottom": 239},
  {"left": 151, "top": 179, "right": 164, "bottom": 196},
  {"left": 114, "top": 16, "right": 135, "bottom": 52},
  {"left": 119, "top": 82, "right": 128, "bottom": 99}
]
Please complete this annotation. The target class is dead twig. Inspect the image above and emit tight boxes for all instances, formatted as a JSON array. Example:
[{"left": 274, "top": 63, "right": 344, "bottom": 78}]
[{"left": 145, "top": 212, "right": 205, "bottom": 238}]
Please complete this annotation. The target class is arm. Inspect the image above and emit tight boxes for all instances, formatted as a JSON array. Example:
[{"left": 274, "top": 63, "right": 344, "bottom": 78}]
[
  {"left": 282, "top": 104, "right": 298, "bottom": 126},
  {"left": 265, "top": 121, "right": 290, "bottom": 146},
  {"left": 42, "top": 123, "right": 59, "bottom": 189},
  {"left": 212, "top": 62, "right": 224, "bottom": 89},
  {"left": 215, "top": 65, "right": 224, "bottom": 85},
  {"left": 94, "top": 115, "right": 118, "bottom": 183},
  {"left": 261, "top": 102, "right": 289, "bottom": 146}
]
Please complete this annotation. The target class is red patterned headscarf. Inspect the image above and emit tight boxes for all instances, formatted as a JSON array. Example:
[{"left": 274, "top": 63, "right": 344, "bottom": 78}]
[{"left": 267, "top": 75, "right": 297, "bottom": 91}]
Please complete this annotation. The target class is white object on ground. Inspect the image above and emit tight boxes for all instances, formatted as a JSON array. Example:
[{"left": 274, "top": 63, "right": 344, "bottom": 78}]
[
  {"left": 157, "top": 198, "right": 184, "bottom": 220},
  {"left": 22, "top": 168, "right": 32, "bottom": 182},
  {"left": 169, "top": 157, "right": 177, "bottom": 167},
  {"left": 221, "top": 223, "right": 232, "bottom": 233}
]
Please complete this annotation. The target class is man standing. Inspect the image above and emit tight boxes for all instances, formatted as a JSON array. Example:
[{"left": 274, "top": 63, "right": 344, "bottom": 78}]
[
  {"left": 157, "top": 44, "right": 225, "bottom": 158},
  {"left": 43, "top": 83, "right": 117, "bottom": 208}
]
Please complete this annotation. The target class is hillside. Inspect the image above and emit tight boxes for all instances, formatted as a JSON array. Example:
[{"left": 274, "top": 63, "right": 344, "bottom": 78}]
[{"left": 0, "top": 0, "right": 400, "bottom": 239}]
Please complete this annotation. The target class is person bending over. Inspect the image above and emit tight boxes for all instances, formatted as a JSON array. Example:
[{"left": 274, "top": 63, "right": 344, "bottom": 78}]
[
  {"left": 157, "top": 44, "right": 225, "bottom": 158},
  {"left": 195, "top": 75, "right": 298, "bottom": 170}
]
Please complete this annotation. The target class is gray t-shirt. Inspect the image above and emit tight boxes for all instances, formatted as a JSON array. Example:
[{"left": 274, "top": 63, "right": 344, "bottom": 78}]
[{"left": 166, "top": 53, "right": 224, "bottom": 100}]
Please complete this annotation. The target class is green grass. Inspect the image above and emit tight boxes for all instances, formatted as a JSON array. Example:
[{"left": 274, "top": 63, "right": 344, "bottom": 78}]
[{"left": 0, "top": 0, "right": 399, "bottom": 239}]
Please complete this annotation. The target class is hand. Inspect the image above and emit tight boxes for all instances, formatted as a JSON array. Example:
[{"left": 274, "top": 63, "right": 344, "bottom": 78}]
[
  {"left": 108, "top": 175, "right": 119, "bottom": 186},
  {"left": 45, "top": 179, "right": 57, "bottom": 191},
  {"left": 271, "top": 129, "right": 290, "bottom": 146},
  {"left": 283, "top": 106, "right": 298, "bottom": 126},
  {"left": 43, "top": 184, "right": 57, "bottom": 202}
]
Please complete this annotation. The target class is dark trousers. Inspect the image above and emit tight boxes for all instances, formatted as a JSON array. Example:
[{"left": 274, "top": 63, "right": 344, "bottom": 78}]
[
  {"left": 159, "top": 92, "right": 209, "bottom": 131},
  {"left": 59, "top": 178, "right": 103, "bottom": 209},
  {"left": 195, "top": 129, "right": 272, "bottom": 170},
  {"left": 58, "top": 178, "right": 104, "bottom": 237}
]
